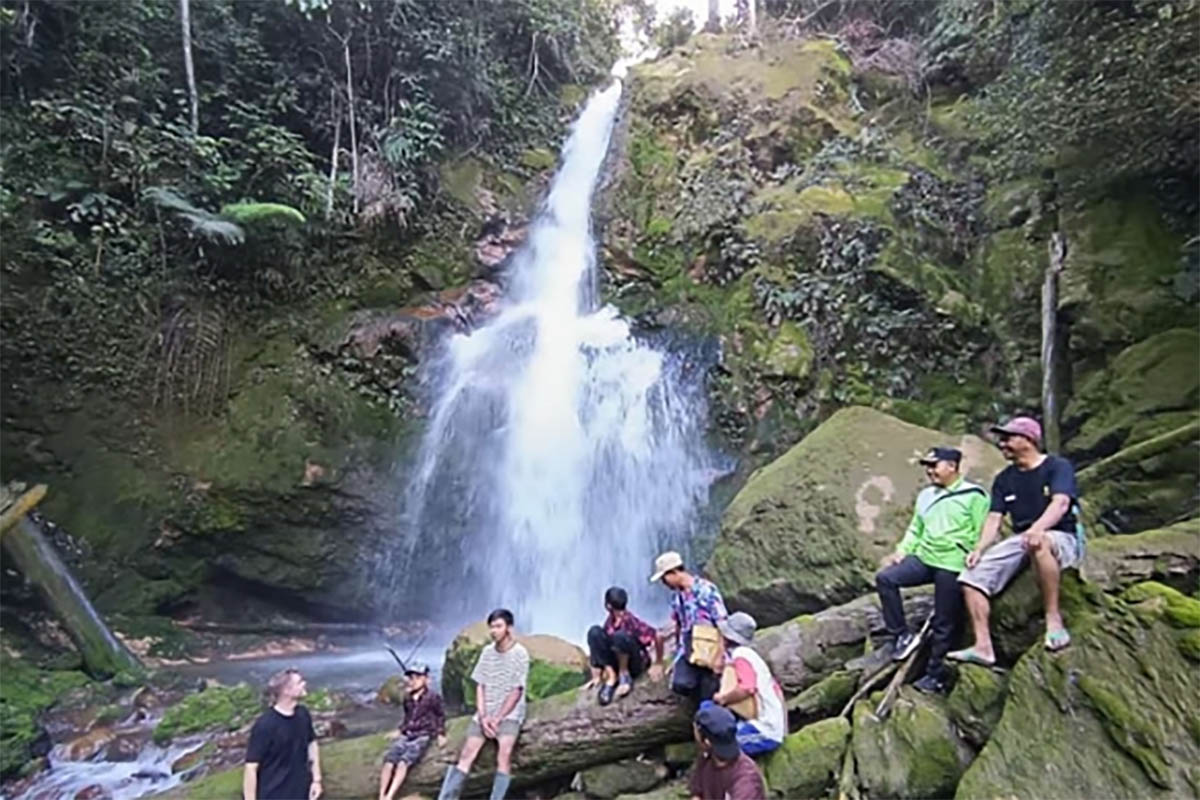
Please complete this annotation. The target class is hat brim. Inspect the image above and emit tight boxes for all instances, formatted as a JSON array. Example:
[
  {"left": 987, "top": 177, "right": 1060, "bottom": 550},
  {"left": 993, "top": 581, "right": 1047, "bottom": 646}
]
[
  {"left": 917, "top": 458, "right": 939, "bottom": 466},
  {"left": 710, "top": 737, "right": 740, "bottom": 761},
  {"left": 717, "top": 619, "right": 752, "bottom": 646},
  {"left": 649, "top": 569, "right": 669, "bottom": 584},
  {"left": 990, "top": 425, "right": 1038, "bottom": 442}
]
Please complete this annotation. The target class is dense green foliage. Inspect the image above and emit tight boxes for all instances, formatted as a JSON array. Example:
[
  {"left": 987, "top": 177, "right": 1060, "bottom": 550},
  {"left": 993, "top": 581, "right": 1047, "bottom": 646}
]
[{"left": 0, "top": 655, "right": 89, "bottom": 776}]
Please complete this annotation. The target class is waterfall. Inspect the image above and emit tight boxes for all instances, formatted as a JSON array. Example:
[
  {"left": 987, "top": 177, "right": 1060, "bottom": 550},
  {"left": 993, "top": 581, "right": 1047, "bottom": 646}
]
[{"left": 400, "top": 77, "right": 722, "bottom": 640}]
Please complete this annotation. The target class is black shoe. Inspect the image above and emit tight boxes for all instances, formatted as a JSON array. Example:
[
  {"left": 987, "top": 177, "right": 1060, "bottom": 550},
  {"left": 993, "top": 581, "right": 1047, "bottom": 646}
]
[
  {"left": 913, "top": 674, "right": 948, "bottom": 694},
  {"left": 892, "top": 631, "right": 920, "bottom": 662},
  {"left": 598, "top": 683, "right": 615, "bottom": 706}
]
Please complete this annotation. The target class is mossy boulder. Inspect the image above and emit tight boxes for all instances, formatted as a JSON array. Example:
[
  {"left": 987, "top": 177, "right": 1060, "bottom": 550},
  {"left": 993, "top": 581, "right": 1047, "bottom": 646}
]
[
  {"left": 441, "top": 622, "right": 589, "bottom": 711},
  {"left": 851, "top": 689, "right": 974, "bottom": 800},
  {"left": 152, "top": 683, "right": 260, "bottom": 745},
  {"left": 0, "top": 656, "right": 90, "bottom": 777},
  {"left": 788, "top": 669, "right": 856, "bottom": 723},
  {"left": 578, "top": 757, "right": 668, "bottom": 799},
  {"left": 763, "top": 717, "right": 850, "bottom": 798},
  {"left": 946, "top": 664, "right": 1007, "bottom": 747},
  {"left": 706, "top": 406, "right": 1006, "bottom": 624},
  {"left": 955, "top": 587, "right": 1200, "bottom": 798}
]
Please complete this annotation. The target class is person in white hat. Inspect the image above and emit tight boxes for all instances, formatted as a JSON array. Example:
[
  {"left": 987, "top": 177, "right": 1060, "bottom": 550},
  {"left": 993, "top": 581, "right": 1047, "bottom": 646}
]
[
  {"left": 711, "top": 612, "right": 785, "bottom": 756},
  {"left": 649, "top": 551, "right": 728, "bottom": 702}
]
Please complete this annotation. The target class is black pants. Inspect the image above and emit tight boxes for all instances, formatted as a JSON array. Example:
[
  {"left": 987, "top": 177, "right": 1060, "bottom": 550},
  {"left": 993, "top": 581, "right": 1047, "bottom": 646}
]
[
  {"left": 876, "top": 555, "right": 963, "bottom": 679},
  {"left": 587, "top": 626, "right": 647, "bottom": 678},
  {"left": 669, "top": 630, "right": 719, "bottom": 702}
]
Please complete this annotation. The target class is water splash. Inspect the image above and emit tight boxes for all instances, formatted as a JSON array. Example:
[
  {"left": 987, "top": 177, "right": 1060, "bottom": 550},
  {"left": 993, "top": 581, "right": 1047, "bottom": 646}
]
[{"left": 400, "top": 78, "right": 722, "bottom": 639}]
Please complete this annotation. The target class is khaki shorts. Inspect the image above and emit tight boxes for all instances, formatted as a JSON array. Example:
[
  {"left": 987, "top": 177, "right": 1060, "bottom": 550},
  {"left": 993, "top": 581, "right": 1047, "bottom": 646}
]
[
  {"left": 958, "top": 531, "right": 1080, "bottom": 597},
  {"left": 466, "top": 716, "right": 521, "bottom": 740}
]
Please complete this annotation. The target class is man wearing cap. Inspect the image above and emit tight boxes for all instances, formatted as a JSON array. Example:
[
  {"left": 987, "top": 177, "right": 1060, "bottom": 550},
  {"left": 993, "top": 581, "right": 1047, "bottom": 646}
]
[
  {"left": 650, "top": 551, "right": 728, "bottom": 703},
  {"left": 711, "top": 612, "right": 786, "bottom": 755},
  {"left": 379, "top": 662, "right": 446, "bottom": 800},
  {"left": 949, "top": 416, "right": 1082, "bottom": 666},
  {"left": 689, "top": 705, "right": 767, "bottom": 800},
  {"left": 875, "top": 446, "right": 989, "bottom": 693}
]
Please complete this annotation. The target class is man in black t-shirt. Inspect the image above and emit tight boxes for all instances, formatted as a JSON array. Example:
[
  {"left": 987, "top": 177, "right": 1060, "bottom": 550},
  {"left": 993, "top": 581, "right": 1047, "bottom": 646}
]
[
  {"left": 949, "top": 416, "right": 1083, "bottom": 667},
  {"left": 244, "top": 669, "right": 322, "bottom": 800}
]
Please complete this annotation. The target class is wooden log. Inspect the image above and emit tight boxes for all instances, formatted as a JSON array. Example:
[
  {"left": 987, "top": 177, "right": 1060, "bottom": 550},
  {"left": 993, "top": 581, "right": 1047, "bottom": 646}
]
[
  {"left": 0, "top": 484, "right": 47, "bottom": 537},
  {"left": 2, "top": 516, "right": 143, "bottom": 679}
]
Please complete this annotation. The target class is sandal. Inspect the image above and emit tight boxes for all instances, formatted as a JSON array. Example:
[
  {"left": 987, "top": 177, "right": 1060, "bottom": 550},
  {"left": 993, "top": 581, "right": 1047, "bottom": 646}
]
[
  {"left": 598, "top": 683, "right": 615, "bottom": 706},
  {"left": 946, "top": 647, "right": 996, "bottom": 667},
  {"left": 614, "top": 675, "right": 633, "bottom": 699},
  {"left": 1044, "top": 629, "right": 1071, "bottom": 652}
]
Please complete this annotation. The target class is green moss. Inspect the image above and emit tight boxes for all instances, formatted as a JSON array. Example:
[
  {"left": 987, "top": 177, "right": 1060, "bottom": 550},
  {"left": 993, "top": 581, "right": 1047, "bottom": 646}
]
[
  {"left": 850, "top": 690, "right": 969, "bottom": 799},
  {"left": 1177, "top": 629, "right": 1200, "bottom": 663},
  {"left": 526, "top": 660, "right": 588, "bottom": 701},
  {"left": 439, "top": 157, "right": 485, "bottom": 211},
  {"left": 755, "top": 321, "right": 814, "bottom": 379},
  {"left": 788, "top": 670, "right": 856, "bottom": 720},
  {"left": 152, "top": 684, "right": 260, "bottom": 745},
  {"left": 1078, "top": 676, "right": 1171, "bottom": 788},
  {"left": 519, "top": 147, "right": 556, "bottom": 171},
  {"left": 0, "top": 655, "right": 91, "bottom": 776},
  {"left": 763, "top": 717, "right": 849, "bottom": 798},
  {"left": 946, "top": 664, "right": 1007, "bottom": 746},
  {"left": 1121, "top": 582, "right": 1200, "bottom": 629}
]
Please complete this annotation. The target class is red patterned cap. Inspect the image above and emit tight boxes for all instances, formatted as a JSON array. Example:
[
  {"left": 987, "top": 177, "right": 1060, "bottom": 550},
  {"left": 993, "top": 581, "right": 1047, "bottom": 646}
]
[{"left": 990, "top": 416, "right": 1042, "bottom": 447}]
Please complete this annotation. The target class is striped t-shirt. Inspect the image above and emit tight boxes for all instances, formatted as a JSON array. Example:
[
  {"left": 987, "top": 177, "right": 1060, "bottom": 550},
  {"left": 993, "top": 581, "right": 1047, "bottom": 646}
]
[{"left": 470, "top": 641, "right": 530, "bottom": 722}]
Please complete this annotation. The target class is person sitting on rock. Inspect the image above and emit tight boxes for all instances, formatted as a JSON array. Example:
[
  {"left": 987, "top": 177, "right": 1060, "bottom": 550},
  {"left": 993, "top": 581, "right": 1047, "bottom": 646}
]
[
  {"left": 688, "top": 704, "right": 767, "bottom": 800},
  {"left": 244, "top": 668, "right": 322, "bottom": 800},
  {"left": 949, "top": 417, "right": 1084, "bottom": 667},
  {"left": 379, "top": 662, "right": 446, "bottom": 800},
  {"left": 876, "top": 446, "right": 989, "bottom": 693},
  {"left": 585, "top": 585, "right": 664, "bottom": 705},
  {"left": 650, "top": 551, "right": 728, "bottom": 703},
  {"left": 708, "top": 611, "right": 786, "bottom": 755},
  {"left": 438, "top": 608, "right": 529, "bottom": 800}
]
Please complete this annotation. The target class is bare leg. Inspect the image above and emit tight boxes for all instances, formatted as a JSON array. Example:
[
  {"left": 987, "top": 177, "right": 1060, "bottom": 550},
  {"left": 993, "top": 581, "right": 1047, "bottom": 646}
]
[
  {"left": 384, "top": 763, "right": 409, "bottom": 800},
  {"left": 963, "top": 585, "right": 995, "bottom": 661},
  {"left": 379, "top": 763, "right": 394, "bottom": 800},
  {"left": 602, "top": 665, "right": 616, "bottom": 687},
  {"left": 495, "top": 735, "right": 517, "bottom": 775},
  {"left": 616, "top": 650, "right": 630, "bottom": 681},
  {"left": 1029, "top": 540, "right": 1064, "bottom": 631},
  {"left": 456, "top": 735, "right": 487, "bottom": 773}
]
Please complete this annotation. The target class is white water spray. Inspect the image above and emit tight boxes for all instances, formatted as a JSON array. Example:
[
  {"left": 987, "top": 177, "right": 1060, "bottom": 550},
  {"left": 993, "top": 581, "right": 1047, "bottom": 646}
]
[{"left": 402, "top": 76, "right": 721, "bottom": 639}]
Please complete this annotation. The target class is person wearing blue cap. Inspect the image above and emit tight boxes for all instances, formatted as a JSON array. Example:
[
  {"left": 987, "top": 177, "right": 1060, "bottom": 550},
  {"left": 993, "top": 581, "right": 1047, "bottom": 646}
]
[
  {"left": 379, "top": 662, "right": 446, "bottom": 800},
  {"left": 875, "top": 446, "right": 989, "bottom": 693},
  {"left": 688, "top": 705, "right": 766, "bottom": 800}
]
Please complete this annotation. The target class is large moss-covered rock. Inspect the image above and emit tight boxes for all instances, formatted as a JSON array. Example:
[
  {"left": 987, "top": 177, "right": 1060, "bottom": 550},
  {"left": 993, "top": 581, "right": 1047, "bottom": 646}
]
[
  {"left": 788, "top": 669, "right": 856, "bottom": 722},
  {"left": 706, "top": 406, "right": 1006, "bottom": 624},
  {"left": 578, "top": 757, "right": 668, "bottom": 799},
  {"left": 763, "top": 717, "right": 850, "bottom": 798},
  {"left": 955, "top": 584, "right": 1200, "bottom": 799},
  {"left": 946, "top": 665, "right": 1007, "bottom": 747},
  {"left": 441, "top": 622, "right": 589, "bottom": 710},
  {"left": 851, "top": 689, "right": 974, "bottom": 800}
]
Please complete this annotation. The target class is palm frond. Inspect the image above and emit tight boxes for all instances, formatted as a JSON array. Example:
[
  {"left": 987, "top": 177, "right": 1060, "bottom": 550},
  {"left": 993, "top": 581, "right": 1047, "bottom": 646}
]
[
  {"left": 219, "top": 202, "right": 307, "bottom": 226},
  {"left": 144, "top": 186, "right": 246, "bottom": 245}
]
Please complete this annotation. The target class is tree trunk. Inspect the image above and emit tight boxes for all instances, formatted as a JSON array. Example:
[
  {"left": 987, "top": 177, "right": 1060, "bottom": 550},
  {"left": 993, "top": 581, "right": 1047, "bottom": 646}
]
[
  {"left": 1041, "top": 232, "right": 1067, "bottom": 453},
  {"left": 325, "top": 84, "right": 341, "bottom": 220},
  {"left": 1, "top": 517, "right": 142, "bottom": 679},
  {"left": 343, "top": 35, "right": 359, "bottom": 215},
  {"left": 706, "top": 0, "right": 721, "bottom": 32},
  {"left": 179, "top": 0, "right": 199, "bottom": 136}
]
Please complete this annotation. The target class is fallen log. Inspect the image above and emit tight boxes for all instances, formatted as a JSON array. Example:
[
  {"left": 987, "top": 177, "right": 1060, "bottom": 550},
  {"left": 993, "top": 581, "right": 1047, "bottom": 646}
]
[{"left": 0, "top": 485, "right": 142, "bottom": 679}]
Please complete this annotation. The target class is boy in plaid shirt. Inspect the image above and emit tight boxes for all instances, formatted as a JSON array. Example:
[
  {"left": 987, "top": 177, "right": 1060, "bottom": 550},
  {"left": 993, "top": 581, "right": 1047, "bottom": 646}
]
[{"left": 586, "top": 586, "right": 664, "bottom": 705}]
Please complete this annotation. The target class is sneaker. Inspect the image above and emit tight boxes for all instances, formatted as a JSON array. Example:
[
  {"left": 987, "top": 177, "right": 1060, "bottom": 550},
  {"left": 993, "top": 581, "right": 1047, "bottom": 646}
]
[
  {"left": 892, "top": 631, "right": 920, "bottom": 662},
  {"left": 913, "top": 674, "right": 948, "bottom": 694}
]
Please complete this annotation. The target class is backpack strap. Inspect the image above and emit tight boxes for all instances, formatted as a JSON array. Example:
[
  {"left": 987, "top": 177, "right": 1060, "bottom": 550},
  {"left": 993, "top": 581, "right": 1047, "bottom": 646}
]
[{"left": 924, "top": 485, "right": 987, "bottom": 516}]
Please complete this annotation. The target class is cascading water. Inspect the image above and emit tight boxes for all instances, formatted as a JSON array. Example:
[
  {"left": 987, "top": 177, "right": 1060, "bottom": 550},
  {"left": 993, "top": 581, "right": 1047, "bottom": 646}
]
[{"left": 399, "top": 73, "right": 724, "bottom": 639}]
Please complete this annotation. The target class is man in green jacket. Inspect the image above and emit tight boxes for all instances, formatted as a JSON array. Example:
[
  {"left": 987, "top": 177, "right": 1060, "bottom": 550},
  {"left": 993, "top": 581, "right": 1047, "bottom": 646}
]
[{"left": 876, "top": 447, "right": 989, "bottom": 693}]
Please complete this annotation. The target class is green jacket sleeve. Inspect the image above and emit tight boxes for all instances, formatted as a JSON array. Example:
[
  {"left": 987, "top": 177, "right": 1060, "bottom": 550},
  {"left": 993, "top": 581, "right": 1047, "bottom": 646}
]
[
  {"left": 897, "top": 508, "right": 924, "bottom": 554},
  {"left": 959, "top": 490, "right": 990, "bottom": 550}
]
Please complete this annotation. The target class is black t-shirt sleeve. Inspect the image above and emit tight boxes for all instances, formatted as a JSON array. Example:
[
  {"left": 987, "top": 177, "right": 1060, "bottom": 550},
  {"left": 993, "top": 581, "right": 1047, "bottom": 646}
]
[
  {"left": 989, "top": 471, "right": 1009, "bottom": 514},
  {"left": 1047, "top": 456, "right": 1077, "bottom": 498},
  {"left": 246, "top": 716, "right": 269, "bottom": 764},
  {"left": 300, "top": 706, "right": 315, "bottom": 744}
]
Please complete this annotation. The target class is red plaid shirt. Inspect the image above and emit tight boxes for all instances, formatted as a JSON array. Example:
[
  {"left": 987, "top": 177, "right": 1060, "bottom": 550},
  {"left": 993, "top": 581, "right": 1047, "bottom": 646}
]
[{"left": 604, "top": 610, "right": 658, "bottom": 662}]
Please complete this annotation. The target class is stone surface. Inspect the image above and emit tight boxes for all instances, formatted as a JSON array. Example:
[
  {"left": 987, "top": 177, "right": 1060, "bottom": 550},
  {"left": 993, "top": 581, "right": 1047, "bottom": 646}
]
[
  {"left": 852, "top": 689, "right": 974, "bottom": 800},
  {"left": 706, "top": 407, "right": 1006, "bottom": 625},
  {"left": 946, "top": 665, "right": 1007, "bottom": 748},
  {"left": 787, "top": 670, "right": 856, "bottom": 723},
  {"left": 762, "top": 717, "right": 850, "bottom": 798},
  {"left": 661, "top": 741, "right": 696, "bottom": 767},
  {"left": 440, "top": 621, "right": 589, "bottom": 710},
  {"left": 578, "top": 757, "right": 668, "bottom": 799}
]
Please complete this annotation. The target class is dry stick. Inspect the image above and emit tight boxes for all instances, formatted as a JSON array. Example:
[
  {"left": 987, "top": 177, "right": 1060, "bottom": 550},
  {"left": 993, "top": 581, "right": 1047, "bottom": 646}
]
[
  {"left": 835, "top": 732, "right": 859, "bottom": 800},
  {"left": 839, "top": 659, "right": 899, "bottom": 719},
  {"left": 873, "top": 615, "right": 932, "bottom": 719}
]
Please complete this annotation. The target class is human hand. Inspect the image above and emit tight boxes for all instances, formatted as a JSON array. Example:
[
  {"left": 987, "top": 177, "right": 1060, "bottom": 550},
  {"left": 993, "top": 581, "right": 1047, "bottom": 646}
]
[
  {"left": 1022, "top": 530, "right": 1046, "bottom": 551},
  {"left": 308, "top": 779, "right": 322, "bottom": 800},
  {"left": 482, "top": 716, "right": 498, "bottom": 738},
  {"left": 437, "top": 734, "right": 448, "bottom": 748},
  {"left": 385, "top": 729, "right": 400, "bottom": 740},
  {"left": 648, "top": 663, "right": 664, "bottom": 682},
  {"left": 881, "top": 551, "right": 904, "bottom": 569},
  {"left": 966, "top": 548, "right": 982, "bottom": 569}
]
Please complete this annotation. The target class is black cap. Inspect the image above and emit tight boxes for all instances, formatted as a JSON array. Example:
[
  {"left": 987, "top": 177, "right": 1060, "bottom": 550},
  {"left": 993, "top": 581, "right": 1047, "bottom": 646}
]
[
  {"left": 695, "top": 705, "right": 740, "bottom": 761},
  {"left": 918, "top": 446, "right": 962, "bottom": 466}
]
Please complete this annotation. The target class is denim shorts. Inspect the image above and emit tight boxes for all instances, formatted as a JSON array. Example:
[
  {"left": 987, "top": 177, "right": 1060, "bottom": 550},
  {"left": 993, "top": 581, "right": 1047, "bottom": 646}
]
[
  {"left": 958, "top": 531, "right": 1080, "bottom": 597},
  {"left": 383, "top": 734, "right": 430, "bottom": 766}
]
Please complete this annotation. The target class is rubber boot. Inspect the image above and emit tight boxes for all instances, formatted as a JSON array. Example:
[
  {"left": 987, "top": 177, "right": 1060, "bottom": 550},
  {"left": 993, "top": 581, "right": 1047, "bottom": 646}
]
[
  {"left": 437, "top": 766, "right": 466, "bottom": 800},
  {"left": 489, "top": 771, "right": 512, "bottom": 800}
]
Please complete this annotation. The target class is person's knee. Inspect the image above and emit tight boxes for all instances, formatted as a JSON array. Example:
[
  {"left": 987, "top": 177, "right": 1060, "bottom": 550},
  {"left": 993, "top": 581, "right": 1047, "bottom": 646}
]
[
  {"left": 587, "top": 625, "right": 606, "bottom": 645},
  {"left": 875, "top": 569, "right": 895, "bottom": 590},
  {"left": 612, "top": 630, "right": 637, "bottom": 651}
]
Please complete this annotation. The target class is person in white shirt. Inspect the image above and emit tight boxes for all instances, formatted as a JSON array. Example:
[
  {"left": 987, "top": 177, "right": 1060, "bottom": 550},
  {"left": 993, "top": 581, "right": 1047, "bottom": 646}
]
[{"left": 710, "top": 612, "right": 786, "bottom": 755}]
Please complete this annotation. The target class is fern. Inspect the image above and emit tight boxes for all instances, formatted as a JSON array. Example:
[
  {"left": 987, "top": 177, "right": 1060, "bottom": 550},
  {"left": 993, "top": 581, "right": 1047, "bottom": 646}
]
[
  {"left": 219, "top": 202, "right": 306, "bottom": 226},
  {"left": 144, "top": 187, "right": 245, "bottom": 245}
]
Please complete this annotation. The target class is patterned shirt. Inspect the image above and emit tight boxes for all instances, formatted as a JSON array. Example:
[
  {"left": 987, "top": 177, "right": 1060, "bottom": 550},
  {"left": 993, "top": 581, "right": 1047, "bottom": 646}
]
[
  {"left": 470, "top": 641, "right": 530, "bottom": 723},
  {"left": 604, "top": 610, "right": 658, "bottom": 662},
  {"left": 670, "top": 577, "right": 728, "bottom": 649},
  {"left": 401, "top": 688, "right": 445, "bottom": 739}
]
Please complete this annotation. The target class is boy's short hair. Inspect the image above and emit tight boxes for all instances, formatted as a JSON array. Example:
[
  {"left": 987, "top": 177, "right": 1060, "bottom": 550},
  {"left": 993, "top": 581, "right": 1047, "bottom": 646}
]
[
  {"left": 266, "top": 668, "right": 300, "bottom": 702},
  {"left": 604, "top": 586, "right": 628, "bottom": 610},
  {"left": 487, "top": 608, "right": 514, "bottom": 627}
]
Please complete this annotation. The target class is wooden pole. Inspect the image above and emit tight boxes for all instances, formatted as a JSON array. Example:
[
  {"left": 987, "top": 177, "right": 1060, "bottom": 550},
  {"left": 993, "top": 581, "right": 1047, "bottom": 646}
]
[{"left": 1042, "top": 232, "right": 1067, "bottom": 453}]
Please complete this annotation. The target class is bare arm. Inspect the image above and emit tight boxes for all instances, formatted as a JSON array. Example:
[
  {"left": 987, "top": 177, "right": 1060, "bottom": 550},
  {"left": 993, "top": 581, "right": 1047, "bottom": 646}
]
[
  {"left": 967, "top": 512, "right": 1004, "bottom": 567},
  {"left": 243, "top": 763, "right": 258, "bottom": 800},
  {"left": 716, "top": 685, "right": 754, "bottom": 705},
  {"left": 308, "top": 740, "right": 321, "bottom": 783},
  {"left": 654, "top": 634, "right": 664, "bottom": 665},
  {"left": 475, "top": 683, "right": 487, "bottom": 719}
]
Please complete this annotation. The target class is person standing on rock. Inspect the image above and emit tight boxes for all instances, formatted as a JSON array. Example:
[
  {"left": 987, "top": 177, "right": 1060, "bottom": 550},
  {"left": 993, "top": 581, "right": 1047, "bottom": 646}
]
[
  {"left": 438, "top": 608, "right": 529, "bottom": 800},
  {"left": 585, "top": 585, "right": 664, "bottom": 705},
  {"left": 710, "top": 611, "right": 786, "bottom": 755},
  {"left": 650, "top": 551, "right": 728, "bottom": 703},
  {"left": 688, "top": 705, "right": 767, "bottom": 800},
  {"left": 243, "top": 668, "right": 322, "bottom": 800},
  {"left": 876, "top": 446, "right": 990, "bottom": 693},
  {"left": 379, "top": 662, "right": 446, "bottom": 800},
  {"left": 949, "top": 416, "right": 1083, "bottom": 666}
]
